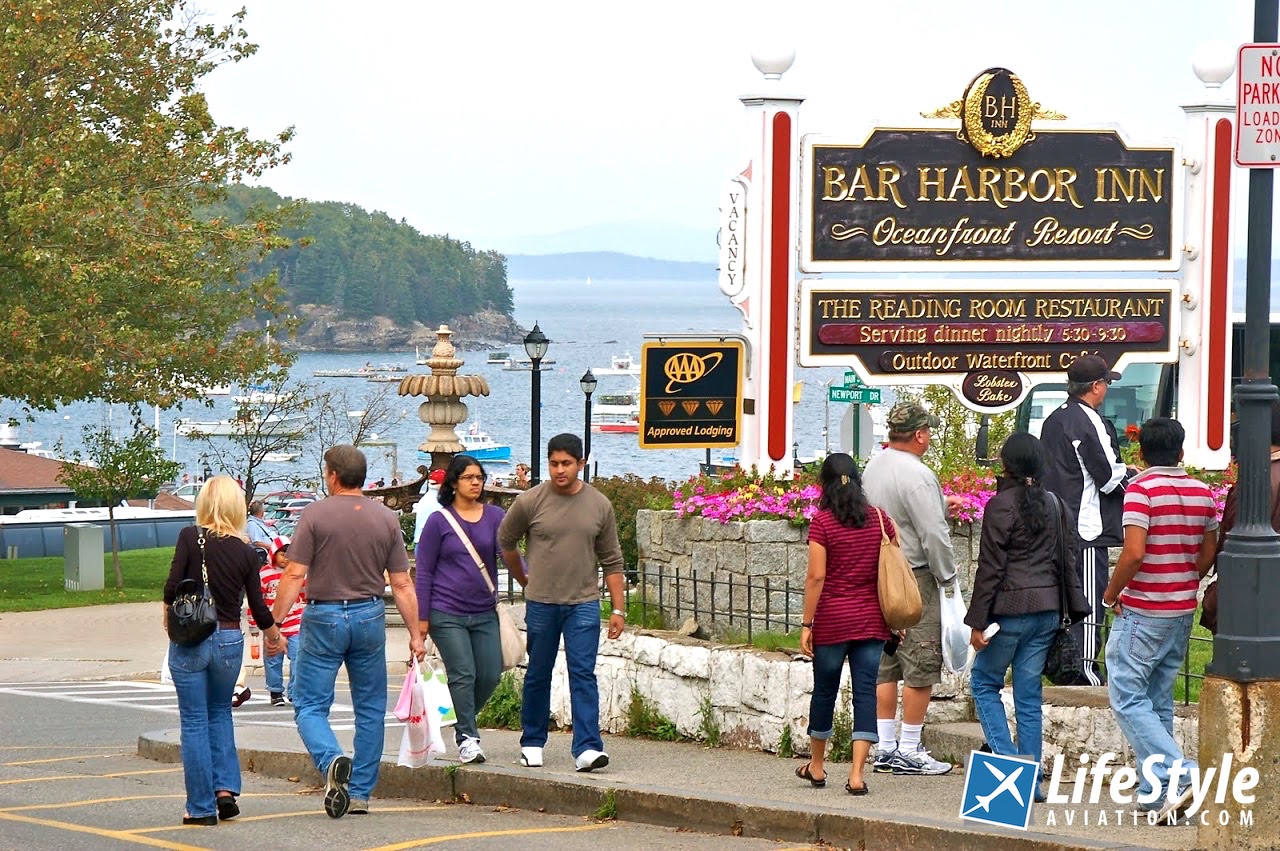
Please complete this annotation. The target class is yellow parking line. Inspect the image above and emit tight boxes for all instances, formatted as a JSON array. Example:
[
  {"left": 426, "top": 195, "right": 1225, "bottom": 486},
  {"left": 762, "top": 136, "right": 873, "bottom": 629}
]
[
  {"left": 1, "top": 794, "right": 185, "bottom": 813},
  {"left": 0, "top": 745, "right": 123, "bottom": 750},
  {"left": 364, "top": 823, "right": 611, "bottom": 851},
  {"left": 0, "top": 810, "right": 207, "bottom": 851},
  {"left": 0, "top": 767, "right": 181, "bottom": 786},
  {"left": 5, "top": 752, "right": 128, "bottom": 766},
  {"left": 130, "top": 805, "right": 447, "bottom": 833}
]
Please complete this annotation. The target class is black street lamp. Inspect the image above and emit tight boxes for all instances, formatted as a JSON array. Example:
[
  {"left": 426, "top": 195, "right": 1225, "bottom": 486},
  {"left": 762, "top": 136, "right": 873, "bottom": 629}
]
[
  {"left": 524, "top": 322, "right": 550, "bottom": 486},
  {"left": 201, "top": 455, "right": 213, "bottom": 482},
  {"left": 580, "top": 369, "right": 597, "bottom": 483}
]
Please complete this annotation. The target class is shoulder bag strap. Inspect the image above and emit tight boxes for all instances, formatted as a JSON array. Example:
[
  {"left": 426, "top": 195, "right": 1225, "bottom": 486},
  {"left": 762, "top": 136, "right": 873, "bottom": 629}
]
[
  {"left": 1046, "top": 492, "right": 1070, "bottom": 625},
  {"left": 195, "top": 526, "right": 208, "bottom": 586},
  {"left": 440, "top": 509, "right": 497, "bottom": 596},
  {"left": 875, "top": 507, "right": 898, "bottom": 546}
]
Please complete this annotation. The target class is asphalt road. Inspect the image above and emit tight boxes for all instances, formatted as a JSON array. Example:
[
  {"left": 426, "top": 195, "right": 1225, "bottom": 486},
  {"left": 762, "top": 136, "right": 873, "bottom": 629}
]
[{"left": 0, "top": 680, "right": 824, "bottom": 851}]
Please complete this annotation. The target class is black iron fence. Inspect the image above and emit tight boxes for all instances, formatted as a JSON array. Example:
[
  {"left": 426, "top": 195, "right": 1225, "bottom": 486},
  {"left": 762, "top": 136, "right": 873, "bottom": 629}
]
[{"left": 581, "top": 564, "right": 1213, "bottom": 706}]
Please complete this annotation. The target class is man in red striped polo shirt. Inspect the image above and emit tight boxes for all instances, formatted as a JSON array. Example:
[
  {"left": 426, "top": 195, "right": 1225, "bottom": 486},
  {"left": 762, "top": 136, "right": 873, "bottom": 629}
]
[{"left": 1101, "top": 417, "right": 1218, "bottom": 822}]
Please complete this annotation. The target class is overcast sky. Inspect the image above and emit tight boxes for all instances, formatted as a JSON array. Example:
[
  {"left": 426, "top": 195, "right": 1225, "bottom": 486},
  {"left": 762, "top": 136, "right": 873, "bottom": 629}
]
[{"left": 199, "top": 0, "right": 1256, "bottom": 259}]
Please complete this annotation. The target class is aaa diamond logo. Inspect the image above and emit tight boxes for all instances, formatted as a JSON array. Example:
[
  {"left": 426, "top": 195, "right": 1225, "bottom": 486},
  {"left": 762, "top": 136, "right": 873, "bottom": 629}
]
[
  {"left": 681, "top": 401, "right": 700, "bottom": 416},
  {"left": 664, "top": 351, "right": 724, "bottom": 393},
  {"left": 658, "top": 401, "right": 676, "bottom": 416},
  {"left": 706, "top": 400, "right": 724, "bottom": 415}
]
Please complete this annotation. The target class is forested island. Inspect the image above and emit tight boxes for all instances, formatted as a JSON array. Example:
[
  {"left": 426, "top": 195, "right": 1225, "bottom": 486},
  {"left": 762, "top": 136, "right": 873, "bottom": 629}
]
[{"left": 208, "top": 186, "right": 522, "bottom": 350}]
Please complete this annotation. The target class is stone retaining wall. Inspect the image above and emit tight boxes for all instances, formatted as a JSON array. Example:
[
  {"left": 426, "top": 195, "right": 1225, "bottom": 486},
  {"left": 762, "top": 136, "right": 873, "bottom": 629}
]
[{"left": 537, "top": 626, "right": 1196, "bottom": 761}]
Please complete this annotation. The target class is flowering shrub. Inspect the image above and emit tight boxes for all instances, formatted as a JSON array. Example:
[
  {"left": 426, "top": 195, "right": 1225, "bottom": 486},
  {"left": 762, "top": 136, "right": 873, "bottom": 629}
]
[
  {"left": 673, "top": 462, "right": 998, "bottom": 526},
  {"left": 940, "top": 467, "right": 998, "bottom": 524},
  {"left": 673, "top": 465, "right": 820, "bottom": 526}
]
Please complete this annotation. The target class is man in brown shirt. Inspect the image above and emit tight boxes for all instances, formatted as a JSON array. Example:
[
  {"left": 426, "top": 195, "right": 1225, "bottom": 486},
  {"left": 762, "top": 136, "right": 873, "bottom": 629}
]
[
  {"left": 273, "top": 445, "right": 423, "bottom": 819},
  {"left": 500, "top": 433, "right": 625, "bottom": 772}
]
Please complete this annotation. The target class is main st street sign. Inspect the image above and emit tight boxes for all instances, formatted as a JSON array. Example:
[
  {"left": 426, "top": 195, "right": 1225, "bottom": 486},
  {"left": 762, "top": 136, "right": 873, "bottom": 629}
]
[{"left": 797, "top": 68, "right": 1181, "bottom": 411}]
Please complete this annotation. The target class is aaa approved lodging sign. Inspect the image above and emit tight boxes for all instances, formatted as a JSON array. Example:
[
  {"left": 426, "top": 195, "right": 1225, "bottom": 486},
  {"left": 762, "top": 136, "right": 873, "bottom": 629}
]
[
  {"left": 1236, "top": 43, "right": 1280, "bottom": 167},
  {"left": 639, "top": 341, "right": 743, "bottom": 449}
]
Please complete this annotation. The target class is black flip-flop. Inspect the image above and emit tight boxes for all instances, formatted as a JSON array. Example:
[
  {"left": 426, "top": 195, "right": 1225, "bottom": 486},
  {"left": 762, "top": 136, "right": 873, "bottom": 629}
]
[
  {"left": 217, "top": 795, "right": 239, "bottom": 820},
  {"left": 795, "top": 762, "right": 826, "bottom": 788},
  {"left": 845, "top": 781, "right": 869, "bottom": 796}
]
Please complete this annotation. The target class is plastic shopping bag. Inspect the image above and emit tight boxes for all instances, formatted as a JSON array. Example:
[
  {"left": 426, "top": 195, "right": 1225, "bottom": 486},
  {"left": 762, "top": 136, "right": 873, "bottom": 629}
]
[
  {"left": 393, "top": 663, "right": 415, "bottom": 722},
  {"left": 420, "top": 657, "right": 457, "bottom": 728},
  {"left": 397, "top": 658, "right": 444, "bottom": 768},
  {"left": 939, "top": 583, "right": 975, "bottom": 675},
  {"left": 160, "top": 646, "right": 173, "bottom": 686}
]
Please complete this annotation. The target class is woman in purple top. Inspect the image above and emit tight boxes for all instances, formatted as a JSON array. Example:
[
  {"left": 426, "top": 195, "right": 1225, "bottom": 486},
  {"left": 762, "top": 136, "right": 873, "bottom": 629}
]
[{"left": 415, "top": 454, "right": 506, "bottom": 764}]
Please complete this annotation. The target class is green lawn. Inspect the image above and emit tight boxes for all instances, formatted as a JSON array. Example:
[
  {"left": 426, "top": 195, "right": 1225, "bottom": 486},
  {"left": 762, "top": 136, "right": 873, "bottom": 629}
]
[{"left": 0, "top": 547, "right": 175, "bottom": 612}]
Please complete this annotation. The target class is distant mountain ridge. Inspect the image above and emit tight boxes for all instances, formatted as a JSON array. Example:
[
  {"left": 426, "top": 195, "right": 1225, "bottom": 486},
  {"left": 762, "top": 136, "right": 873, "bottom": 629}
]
[
  {"left": 496, "top": 221, "right": 716, "bottom": 263},
  {"left": 507, "top": 251, "right": 716, "bottom": 281}
]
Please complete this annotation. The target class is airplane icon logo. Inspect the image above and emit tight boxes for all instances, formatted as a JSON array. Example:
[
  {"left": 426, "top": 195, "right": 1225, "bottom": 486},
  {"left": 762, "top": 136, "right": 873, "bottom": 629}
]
[{"left": 959, "top": 751, "right": 1039, "bottom": 831}]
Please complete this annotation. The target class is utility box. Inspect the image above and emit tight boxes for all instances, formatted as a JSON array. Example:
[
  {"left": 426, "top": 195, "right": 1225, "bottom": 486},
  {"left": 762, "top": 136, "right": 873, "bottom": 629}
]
[{"left": 64, "top": 523, "right": 104, "bottom": 591}]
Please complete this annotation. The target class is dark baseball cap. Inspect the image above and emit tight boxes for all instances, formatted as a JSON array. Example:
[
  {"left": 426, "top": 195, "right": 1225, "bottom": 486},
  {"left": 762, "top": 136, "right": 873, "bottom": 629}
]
[
  {"left": 1067, "top": 355, "right": 1121, "bottom": 384},
  {"left": 887, "top": 402, "right": 940, "bottom": 433}
]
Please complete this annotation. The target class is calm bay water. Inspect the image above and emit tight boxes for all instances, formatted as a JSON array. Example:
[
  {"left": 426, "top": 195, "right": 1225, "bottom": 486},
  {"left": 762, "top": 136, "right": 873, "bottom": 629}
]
[{"left": 3, "top": 277, "right": 852, "bottom": 485}]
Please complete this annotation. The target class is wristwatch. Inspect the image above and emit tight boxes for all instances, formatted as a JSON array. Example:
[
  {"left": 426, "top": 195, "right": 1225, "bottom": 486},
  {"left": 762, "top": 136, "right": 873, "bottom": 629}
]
[{"left": 611, "top": 608, "right": 625, "bottom": 619}]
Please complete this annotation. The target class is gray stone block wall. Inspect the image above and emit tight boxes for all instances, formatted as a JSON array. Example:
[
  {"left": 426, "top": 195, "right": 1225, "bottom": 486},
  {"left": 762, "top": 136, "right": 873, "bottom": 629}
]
[{"left": 636, "top": 510, "right": 980, "bottom": 638}]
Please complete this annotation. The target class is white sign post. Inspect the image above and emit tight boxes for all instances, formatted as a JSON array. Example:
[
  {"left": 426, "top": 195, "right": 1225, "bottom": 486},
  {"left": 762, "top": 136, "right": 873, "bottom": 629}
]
[{"left": 1236, "top": 43, "right": 1280, "bottom": 166}]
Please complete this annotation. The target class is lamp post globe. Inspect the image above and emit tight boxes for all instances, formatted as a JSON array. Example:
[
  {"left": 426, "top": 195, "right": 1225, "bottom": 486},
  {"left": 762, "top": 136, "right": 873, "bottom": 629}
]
[
  {"left": 580, "top": 369, "right": 597, "bottom": 483},
  {"left": 524, "top": 322, "right": 551, "bottom": 485}
]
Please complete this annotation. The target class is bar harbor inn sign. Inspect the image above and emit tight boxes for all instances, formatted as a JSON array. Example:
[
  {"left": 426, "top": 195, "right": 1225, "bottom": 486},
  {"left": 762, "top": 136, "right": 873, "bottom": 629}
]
[
  {"left": 797, "top": 67, "right": 1181, "bottom": 412},
  {"left": 800, "top": 67, "right": 1182, "bottom": 272}
]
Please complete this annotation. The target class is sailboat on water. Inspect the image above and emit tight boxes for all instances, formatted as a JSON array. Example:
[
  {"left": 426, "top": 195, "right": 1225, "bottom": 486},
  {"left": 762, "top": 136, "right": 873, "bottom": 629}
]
[{"left": 585, "top": 275, "right": 592, "bottom": 286}]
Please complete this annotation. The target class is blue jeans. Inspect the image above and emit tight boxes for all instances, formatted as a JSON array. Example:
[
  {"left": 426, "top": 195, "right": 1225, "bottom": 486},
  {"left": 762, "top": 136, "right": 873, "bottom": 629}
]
[
  {"left": 522, "top": 600, "right": 601, "bottom": 757},
  {"left": 264, "top": 633, "right": 300, "bottom": 698},
  {"left": 169, "top": 629, "right": 243, "bottom": 818},
  {"left": 971, "top": 610, "right": 1059, "bottom": 767},
  {"left": 292, "top": 599, "right": 387, "bottom": 802},
  {"left": 1106, "top": 610, "right": 1196, "bottom": 804},
  {"left": 808, "top": 639, "right": 881, "bottom": 743},
  {"left": 429, "top": 609, "right": 503, "bottom": 745}
]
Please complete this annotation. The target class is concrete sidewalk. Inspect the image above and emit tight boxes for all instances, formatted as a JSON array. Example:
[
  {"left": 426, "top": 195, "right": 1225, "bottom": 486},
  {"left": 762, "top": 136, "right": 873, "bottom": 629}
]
[{"left": 3, "top": 604, "right": 1185, "bottom": 849}]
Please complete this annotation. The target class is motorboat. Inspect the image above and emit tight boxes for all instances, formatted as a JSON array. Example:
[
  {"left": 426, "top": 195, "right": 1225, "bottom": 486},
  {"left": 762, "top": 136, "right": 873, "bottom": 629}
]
[
  {"left": 366, "top": 373, "right": 403, "bottom": 383},
  {"left": 591, "top": 352, "right": 641, "bottom": 377},
  {"left": 591, "top": 390, "right": 640, "bottom": 434},
  {"left": 314, "top": 362, "right": 407, "bottom": 378},
  {"left": 486, "top": 350, "right": 513, "bottom": 365},
  {"left": 264, "top": 451, "right": 302, "bottom": 463},
  {"left": 175, "top": 414, "right": 307, "bottom": 438},
  {"left": 500, "top": 357, "right": 555, "bottom": 371},
  {"left": 457, "top": 423, "right": 512, "bottom": 462},
  {"left": 417, "top": 423, "right": 512, "bottom": 463}
]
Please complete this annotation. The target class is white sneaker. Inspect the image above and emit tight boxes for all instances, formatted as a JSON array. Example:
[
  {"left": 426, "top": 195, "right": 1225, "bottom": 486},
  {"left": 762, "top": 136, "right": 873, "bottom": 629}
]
[
  {"left": 575, "top": 749, "right": 609, "bottom": 772},
  {"left": 889, "top": 746, "right": 953, "bottom": 776},
  {"left": 1155, "top": 784, "right": 1195, "bottom": 822},
  {"left": 458, "top": 737, "right": 486, "bottom": 765},
  {"left": 519, "top": 746, "right": 543, "bottom": 768}
]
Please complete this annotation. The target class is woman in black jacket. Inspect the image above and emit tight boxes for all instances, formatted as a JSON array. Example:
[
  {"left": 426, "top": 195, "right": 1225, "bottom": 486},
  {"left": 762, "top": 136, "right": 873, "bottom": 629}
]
[
  {"left": 965, "top": 433, "right": 1088, "bottom": 796},
  {"left": 164, "top": 476, "right": 282, "bottom": 825}
]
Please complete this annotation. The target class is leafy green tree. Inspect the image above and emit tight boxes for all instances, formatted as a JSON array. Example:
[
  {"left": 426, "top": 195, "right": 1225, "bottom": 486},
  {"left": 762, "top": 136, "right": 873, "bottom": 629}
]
[
  {"left": 57, "top": 416, "right": 182, "bottom": 587},
  {"left": 0, "top": 1, "right": 296, "bottom": 409},
  {"left": 894, "top": 386, "right": 1016, "bottom": 474}
]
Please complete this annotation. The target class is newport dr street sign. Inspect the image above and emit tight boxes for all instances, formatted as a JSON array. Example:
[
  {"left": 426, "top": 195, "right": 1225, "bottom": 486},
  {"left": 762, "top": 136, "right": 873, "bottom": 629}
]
[
  {"left": 830, "top": 385, "right": 881, "bottom": 404},
  {"left": 1236, "top": 43, "right": 1280, "bottom": 167}
]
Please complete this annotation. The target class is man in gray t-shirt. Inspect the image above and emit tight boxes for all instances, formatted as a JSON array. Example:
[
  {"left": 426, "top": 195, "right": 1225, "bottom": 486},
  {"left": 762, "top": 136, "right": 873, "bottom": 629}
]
[
  {"left": 500, "top": 432, "right": 625, "bottom": 774},
  {"left": 861, "top": 402, "right": 957, "bottom": 778},
  {"left": 273, "top": 445, "right": 423, "bottom": 819}
]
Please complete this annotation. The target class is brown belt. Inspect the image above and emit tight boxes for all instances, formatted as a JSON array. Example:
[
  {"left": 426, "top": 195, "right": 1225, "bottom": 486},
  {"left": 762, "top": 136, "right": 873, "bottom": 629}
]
[{"left": 218, "top": 621, "right": 241, "bottom": 630}]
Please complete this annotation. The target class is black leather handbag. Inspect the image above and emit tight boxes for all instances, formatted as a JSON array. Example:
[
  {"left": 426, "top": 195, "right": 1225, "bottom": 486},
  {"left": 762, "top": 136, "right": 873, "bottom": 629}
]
[
  {"left": 167, "top": 528, "right": 217, "bottom": 647},
  {"left": 1043, "top": 493, "right": 1083, "bottom": 685}
]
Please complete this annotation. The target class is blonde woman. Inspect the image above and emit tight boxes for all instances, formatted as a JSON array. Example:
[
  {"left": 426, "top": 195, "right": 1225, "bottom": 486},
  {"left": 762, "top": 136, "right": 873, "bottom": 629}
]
[{"left": 163, "top": 476, "right": 282, "bottom": 825}]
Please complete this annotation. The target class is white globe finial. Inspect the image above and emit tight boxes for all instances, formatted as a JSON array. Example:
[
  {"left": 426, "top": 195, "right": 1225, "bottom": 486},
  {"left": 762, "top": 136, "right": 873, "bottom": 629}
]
[
  {"left": 1192, "top": 40, "right": 1237, "bottom": 89},
  {"left": 751, "top": 47, "right": 795, "bottom": 81}
]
